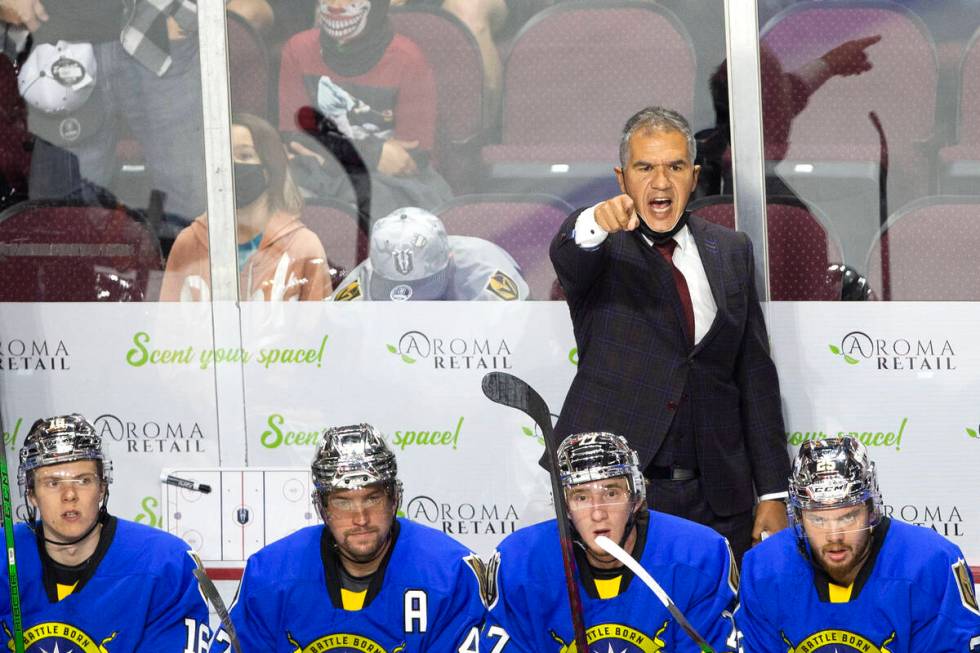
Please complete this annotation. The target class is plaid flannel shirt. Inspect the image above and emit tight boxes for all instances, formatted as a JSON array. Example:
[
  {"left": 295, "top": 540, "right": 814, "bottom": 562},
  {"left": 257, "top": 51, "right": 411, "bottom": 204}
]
[{"left": 121, "top": 0, "right": 198, "bottom": 76}]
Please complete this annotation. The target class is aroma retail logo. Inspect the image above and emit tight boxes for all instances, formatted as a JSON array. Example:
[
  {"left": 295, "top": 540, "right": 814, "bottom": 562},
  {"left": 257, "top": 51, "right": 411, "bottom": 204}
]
[
  {"left": 93, "top": 413, "right": 207, "bottom": 454},
  {"left": 405, "top": 495, "right": 519, "bottom": 536},
  {"left": 387, "top": 330, "right": 512, "bottom": 370},
  {"left": 967, "top": 424, "right": 979, "bottom": 440},
  {"left": 829, "top": 330, "right": 956, "bottom": 371},
  {"left": 0, "top": 338, "right": 70, "bottom": 371}
]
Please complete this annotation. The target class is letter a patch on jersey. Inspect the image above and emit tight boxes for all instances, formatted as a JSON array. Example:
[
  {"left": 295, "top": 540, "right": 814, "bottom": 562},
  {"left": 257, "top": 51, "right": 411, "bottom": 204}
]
[
  {"left": 335, "top": 279, "right": 362, "bottom": 301},
  {"left": 486, "top": 271, "right": 518, "bottom": 300},
  {"left": 953, "top": 559, "right": 980, "bottom": 615}
]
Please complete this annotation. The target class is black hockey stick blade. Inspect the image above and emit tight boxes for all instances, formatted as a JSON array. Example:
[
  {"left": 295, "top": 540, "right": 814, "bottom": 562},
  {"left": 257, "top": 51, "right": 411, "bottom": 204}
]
[
  {"left": 192, "top": 566, "right": 243, "bottom": 653},
  {"left": 481, "top": 372, "right": 590, "bottom": 653},
  {"left": 482, "top": 372, "right": 553, "bottom": 439}
]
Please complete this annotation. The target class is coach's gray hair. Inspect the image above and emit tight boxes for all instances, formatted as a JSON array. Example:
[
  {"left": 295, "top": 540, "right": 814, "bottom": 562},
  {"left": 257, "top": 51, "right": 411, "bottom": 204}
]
[{"left": 619, "top": 106, "right": 696, "bottom": 168}]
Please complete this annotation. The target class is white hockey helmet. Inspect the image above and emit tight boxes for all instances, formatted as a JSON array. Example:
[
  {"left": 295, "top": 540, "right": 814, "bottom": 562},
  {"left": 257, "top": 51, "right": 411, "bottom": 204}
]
[
  {"left": 557, "top": 431, "right": 646, "bottom": 505},
  {"left": 18, "top": 413, "right": 113, "bottom": 497},
  {"left": 788, "top": 436, "right": 882, "bottom": 533},
  {"left": 311, "top": 423, "right": 402, "bottom": 512}
]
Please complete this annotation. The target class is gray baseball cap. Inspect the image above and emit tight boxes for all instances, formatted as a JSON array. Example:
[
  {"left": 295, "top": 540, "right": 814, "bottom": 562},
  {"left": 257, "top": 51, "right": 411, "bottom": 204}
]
[
  {"left": 368, "top": 207, "right": 451, "bottom": 301},
  {"left": 18, "top": 41, "right": 104, "bottom": 146}
]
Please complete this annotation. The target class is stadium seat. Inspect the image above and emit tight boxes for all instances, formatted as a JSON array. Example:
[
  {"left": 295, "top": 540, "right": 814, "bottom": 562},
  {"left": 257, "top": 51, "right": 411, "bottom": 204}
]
[
  {"left": 481, "top": 0, "right": 695, "bottom": 202},
  {"left": 435, "top": 193, "right": 573, "bottom": 300},
  {"left": 687, "top": 195, "right": 845, "bottom": 301},
  {"left": 0, "top": 200, "right": 163, "bottom": 301},
  {"left": 760, "top": 0, "right": 939, "bottom": 266},
  {"left": 390, "top": 6, "right": 485, "bottom": 194},
  {"left": 300, "top": 199, "right": 368, "bottom": 288},
  {"left": 866, "top": 196, "right": 980, "bottom": 300},
  {"left": 938, "top": 26, "right": 980, "bottom": 194},
  {"left": 228, "top": 10, "right": 272, "bottom": 119}
]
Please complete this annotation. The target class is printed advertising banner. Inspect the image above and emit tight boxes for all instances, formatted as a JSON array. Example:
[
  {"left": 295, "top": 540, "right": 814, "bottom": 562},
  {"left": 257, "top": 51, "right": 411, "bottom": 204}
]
[{"left": 0, "top": 301, "right": 976, "bottom": 569}]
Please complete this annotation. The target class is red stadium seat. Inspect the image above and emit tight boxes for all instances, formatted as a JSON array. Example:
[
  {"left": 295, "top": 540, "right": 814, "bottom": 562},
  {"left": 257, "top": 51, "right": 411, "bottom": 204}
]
[
  {"left": 866, "top": 196, "right": 980, "bottom": 300},
  {"left": 228, "top": 11, "right": 272, "bottom": 119},
  {"left": 938, "top": 26, "right": 980, "bottom": 194},
  {"left": 482, "top": 0, "right": 695, "bottom": 197},
  {"left": 300, "top": 199, "right": 368, "bottom": 287},
  {"left": 688, "top": 195, "right": 845, "bottom": 301},
  {"left": 761, "top": 1, "right": 939, "bottom": 264},
  {"left": 436, "top": 193, "right": 573, "bottom": 300},
  {"left": 390, "top": 6, "right": 485, "bottom": 193},
  {"left": 0, "top": 200, "right": 163, "bottom": 301}
]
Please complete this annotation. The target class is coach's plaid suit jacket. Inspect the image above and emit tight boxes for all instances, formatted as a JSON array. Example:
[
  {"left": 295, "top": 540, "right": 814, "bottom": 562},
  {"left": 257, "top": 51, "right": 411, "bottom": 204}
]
[{"left": 550, "top": 210, "right": 790, "bottom": 517}]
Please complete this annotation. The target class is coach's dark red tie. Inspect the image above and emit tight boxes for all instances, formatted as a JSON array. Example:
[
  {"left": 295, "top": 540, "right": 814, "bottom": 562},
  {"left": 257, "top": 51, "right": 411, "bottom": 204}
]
[{"left": 654, "top": 239, "right": 695, "bottom": 346}]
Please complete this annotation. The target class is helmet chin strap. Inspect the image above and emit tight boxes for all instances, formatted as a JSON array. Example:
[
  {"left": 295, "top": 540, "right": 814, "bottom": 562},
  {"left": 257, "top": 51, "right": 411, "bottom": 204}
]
[{"left": 29, "top": 490, "right": 110, "bottom": 548}]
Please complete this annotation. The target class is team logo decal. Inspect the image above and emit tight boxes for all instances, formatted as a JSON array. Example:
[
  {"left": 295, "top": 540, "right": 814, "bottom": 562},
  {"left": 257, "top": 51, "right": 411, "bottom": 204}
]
[
  {"left": 3, "top": 622, "right": 119, "bottom": 653},
  {"left": 335, "top": 280, "right": 362, "bottom": 301},
  {"left": 464, "top": 551, "right": 500, "bottom": 609},
  {"left": 392, "top": 249, "right": 414, "bottom": 276},
  {"left": 549, "top": 622, "right": 667, "bottom": 653},
  {"left": 486, "top": 270, "right": 518, "bottom": 300},
  {"left": 285, "top": 631, "right": 399, "bottom": 652},
  {"left": 781, "top": 629, "right": 895, "bottom": 653},
  {"left": 953, "top": 558, "right": 980, "bottom": 615}
]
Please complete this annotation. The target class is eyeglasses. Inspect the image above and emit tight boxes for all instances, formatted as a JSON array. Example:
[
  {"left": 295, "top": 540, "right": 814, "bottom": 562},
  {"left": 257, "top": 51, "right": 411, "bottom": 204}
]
[
  {"left": 34, "top": 473, "right": 102, "bottom": 494},
  {"left": 565, "top": 484, "right": 633, "bottom": 512},
  {"left": 325, "top": 492, "right": 389, "bottom": 517}
]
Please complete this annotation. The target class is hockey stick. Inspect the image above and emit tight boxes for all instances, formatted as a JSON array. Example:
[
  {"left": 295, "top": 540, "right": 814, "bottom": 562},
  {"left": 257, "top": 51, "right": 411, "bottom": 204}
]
[
  {"left": 0, "top": 402, "right": 25, "bottom": 653},
  {"left": 188, "top": 554, "right": 242, "bottom": 653},
  {"left": 595, "top": 536, "right": 715, "bottom": 653},
  {"left": 868, "top": 110, "right": 890, "bottom": 301},
  {"left": 481, "top": 372, "right": 590, "bottom": 653}
]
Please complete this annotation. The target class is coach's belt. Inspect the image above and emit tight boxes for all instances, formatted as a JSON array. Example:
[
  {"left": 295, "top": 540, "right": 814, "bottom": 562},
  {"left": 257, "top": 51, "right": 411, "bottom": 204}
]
[{"left": 645, "top": 465, "right": 698, "bottom": 481}]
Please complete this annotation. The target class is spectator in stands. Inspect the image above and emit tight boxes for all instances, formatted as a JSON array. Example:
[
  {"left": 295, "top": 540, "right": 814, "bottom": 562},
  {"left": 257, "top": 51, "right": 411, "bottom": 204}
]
[
  {"left": 330, "top": 206, "right": 529, "bottom": 301},
  {"left": 279, "top": 0, "right": 452, "bottom": 220},
  {"left": 161, "top": 114, "right": 331, "bottom": 301},
  {"left": 2, "top": 0, "right": 206, "bottom": 228}
]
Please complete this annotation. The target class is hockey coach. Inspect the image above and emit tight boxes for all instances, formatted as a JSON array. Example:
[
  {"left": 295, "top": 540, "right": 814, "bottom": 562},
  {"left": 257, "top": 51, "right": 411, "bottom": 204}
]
[{"left": 550, "top": 106, "right": 790, "bottom": 563}]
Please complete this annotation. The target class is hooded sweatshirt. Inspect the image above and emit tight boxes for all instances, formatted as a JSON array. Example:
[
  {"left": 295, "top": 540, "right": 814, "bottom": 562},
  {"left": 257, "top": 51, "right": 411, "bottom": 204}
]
[{"left": 160, "top": 210, "right": 331, "bottom": 301}]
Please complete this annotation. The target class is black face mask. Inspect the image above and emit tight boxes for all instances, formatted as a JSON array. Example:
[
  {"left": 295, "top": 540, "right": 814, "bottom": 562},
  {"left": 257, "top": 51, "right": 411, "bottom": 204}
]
[
  {"left": 637, "top": 211, "right": 689, "bottom": 245},
  {"left": 234, "top": 162, "right": 268, "bottom": 209}
]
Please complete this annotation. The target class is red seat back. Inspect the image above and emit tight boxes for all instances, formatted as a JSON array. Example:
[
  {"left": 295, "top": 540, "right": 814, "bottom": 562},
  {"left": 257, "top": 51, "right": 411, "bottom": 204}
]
[
  {"left": 867, "top": 197, "right": 980, "bottom": 300},
  {"left": 0, "top": 201, "right": 162, "bottom": 301},
  {"left": 436, "top": 193, "right": 573, "bottom": 299}
]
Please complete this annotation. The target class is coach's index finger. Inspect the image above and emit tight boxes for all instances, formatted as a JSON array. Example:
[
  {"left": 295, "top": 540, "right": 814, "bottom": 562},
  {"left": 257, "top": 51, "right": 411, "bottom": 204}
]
[{"left": 595, "top": 194, "right": 637, "bottom": 233}]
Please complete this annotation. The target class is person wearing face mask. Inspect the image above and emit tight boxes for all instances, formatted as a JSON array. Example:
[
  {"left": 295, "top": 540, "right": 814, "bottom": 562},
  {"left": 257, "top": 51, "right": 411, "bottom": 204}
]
[
  {"left": 549, "top": 106, "right": 790, "bottom": 567},
  {"left": 160, "top": 113, "right": 331, "bottom": 301},
  {"left": 278, "top": 0, "right": 454, "bottom": 220}
]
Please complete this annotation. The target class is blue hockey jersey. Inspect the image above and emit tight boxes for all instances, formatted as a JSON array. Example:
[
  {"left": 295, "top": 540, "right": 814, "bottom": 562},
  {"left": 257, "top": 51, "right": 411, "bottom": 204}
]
[
  {"left": 215, "top": 518, "right": 485, "bottom": 652},
  {"left": 482, "top": 510, "right": 739, "bottom": 653},
  {"left": 0, "top": 518, "right": 210, "bottom": 652},
  {"left": 737, "top": 518, "right": 980, "bottom": 652}
]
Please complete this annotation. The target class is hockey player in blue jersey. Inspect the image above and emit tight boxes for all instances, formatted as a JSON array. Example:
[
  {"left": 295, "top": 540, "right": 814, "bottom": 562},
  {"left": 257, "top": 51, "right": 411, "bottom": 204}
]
[
  {"left": 481, "top": 432, "right": 739, "bottom": 653},
  {"left": 0, "top": 414, "right": 211, "bottom": 652},
  {"left": 213, "top": 423, "right": 486, "bottom": 653},
  {"left": 736, "top": 436, "right": 980, "bottom": 652}
]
